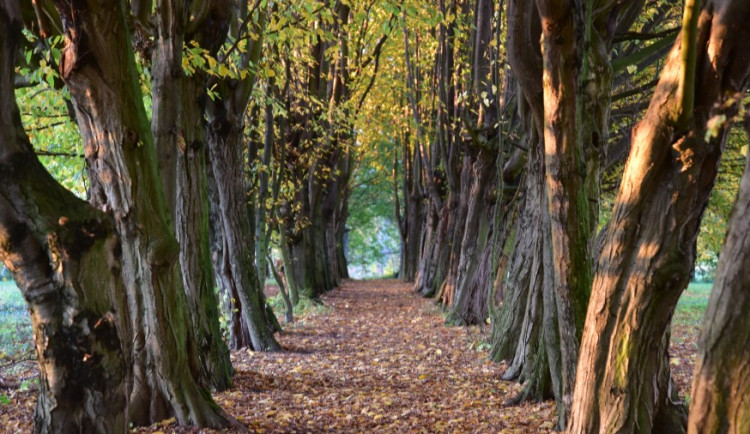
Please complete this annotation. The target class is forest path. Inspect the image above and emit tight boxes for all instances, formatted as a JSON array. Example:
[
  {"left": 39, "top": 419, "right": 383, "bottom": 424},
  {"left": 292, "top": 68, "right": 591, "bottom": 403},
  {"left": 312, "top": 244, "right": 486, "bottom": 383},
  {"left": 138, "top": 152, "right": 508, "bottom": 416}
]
[{"left": 207, "top": 279, "right": 556, "bottom": 433}]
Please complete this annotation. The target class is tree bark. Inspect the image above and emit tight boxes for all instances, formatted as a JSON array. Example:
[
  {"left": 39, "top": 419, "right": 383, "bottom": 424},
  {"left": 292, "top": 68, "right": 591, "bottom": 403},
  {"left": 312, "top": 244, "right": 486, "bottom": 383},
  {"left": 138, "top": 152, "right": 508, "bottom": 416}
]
[
  {"left": 151, "top": 0, "right": 233, "bottom": 391},
  {"left": 50, "top": 0, "right": 233, "bottom": 427},
  {"left": 396, "top": 135, "right": 424, "bottom": 282},
  {"left": 535, "top": 1, "right": 590, "bottom": 423},
  {"left": 490, "top": 128, "right": 555, "bottom": 404},
  {"left": 568, "top": 1, "right": 750, "bottom": 432},
  {"left": 446, "top": 148, "right": 496, "bottom": 325},
  {"left": 204, "top": 3, "right": 280, "bottom": 352},
  {"left": 0, "top": 8, "right": 127, "bottom": 431},
  {"left": 687, "top": 118, "right": 750, "bottom": 434},
  {"left": 207, "top": 122, "right": 281, "bottom": 351}
]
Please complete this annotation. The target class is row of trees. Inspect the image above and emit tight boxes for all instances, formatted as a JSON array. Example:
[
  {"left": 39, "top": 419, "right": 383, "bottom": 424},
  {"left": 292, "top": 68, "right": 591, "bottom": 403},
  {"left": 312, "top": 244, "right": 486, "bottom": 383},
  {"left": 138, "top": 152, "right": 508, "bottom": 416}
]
[
  {"left": 1, "top": 0, "right": 395, "bottom": 431},
  {"left": 384, "top": 0, "right": 750, "bottom": 432},
  {"left": 1, "top": 0, "right": 750, "bottom": 432}
]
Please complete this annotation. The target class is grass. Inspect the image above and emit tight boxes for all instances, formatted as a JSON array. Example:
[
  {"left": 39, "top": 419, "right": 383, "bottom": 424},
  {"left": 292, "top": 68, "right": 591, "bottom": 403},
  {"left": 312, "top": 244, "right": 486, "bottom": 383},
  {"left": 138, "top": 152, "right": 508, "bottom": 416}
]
[
  {"left": 674, "top": 282, "right": 712, "bottom": 327},
  {"left": 266, "top": 293, "right": 330, "bottom": 324},
  {"left": 0, "top": 281, "right": 33, "bottom": 360}
]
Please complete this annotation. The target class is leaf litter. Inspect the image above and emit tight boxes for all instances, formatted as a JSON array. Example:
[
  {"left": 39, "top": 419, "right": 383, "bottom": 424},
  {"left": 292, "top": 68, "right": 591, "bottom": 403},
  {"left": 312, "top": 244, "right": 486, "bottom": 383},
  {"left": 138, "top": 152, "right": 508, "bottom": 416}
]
[{"left": 1, "top": 279, "right": 703, "bottom": 432}]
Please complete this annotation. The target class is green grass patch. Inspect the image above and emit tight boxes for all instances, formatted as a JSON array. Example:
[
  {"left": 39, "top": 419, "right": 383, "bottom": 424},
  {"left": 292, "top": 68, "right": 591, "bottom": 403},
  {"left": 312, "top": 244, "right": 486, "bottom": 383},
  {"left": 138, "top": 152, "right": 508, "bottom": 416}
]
[
  {"left": 674, "top": 282, "right": 712, "bottom": 328},
  {"left": 267, "top": 294, "right": 329, "bottom": 324},
  {"left": 0, "top": 281, "right": 33, "bottom": 360}
]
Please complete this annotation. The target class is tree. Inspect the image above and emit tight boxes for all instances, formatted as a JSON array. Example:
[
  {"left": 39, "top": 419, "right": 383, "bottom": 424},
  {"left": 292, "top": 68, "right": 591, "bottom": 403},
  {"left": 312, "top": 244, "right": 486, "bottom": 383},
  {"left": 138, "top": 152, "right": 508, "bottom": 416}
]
[
  {"left": 204, "top": 0, "right": 281, "bottom": 352},
  {"left": 568, "top": 0, "right": 750, "bottom": 431},
  {"left": 272, "top": 0, "right": 391, "bottom": 299},
  {"left": 44, "top": 0, "right": 235, "bottom": 427},
  {"left": 1, "top": 4, "right": 128, "bottom": 431},
  {"left": 489, "top": 0, "right": 654, "bottom": 426},
  {"left": 151, "top": 0, "right": 233, "bottom": 390},
  {"left": 688, "top": 118, "right": 750, "bottom": 434}
]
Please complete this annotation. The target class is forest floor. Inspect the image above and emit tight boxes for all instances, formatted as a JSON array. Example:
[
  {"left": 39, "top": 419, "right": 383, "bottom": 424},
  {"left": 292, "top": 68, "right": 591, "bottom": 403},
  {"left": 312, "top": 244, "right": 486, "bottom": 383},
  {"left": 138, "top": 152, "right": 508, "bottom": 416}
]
[{"left": 0, "top": 279, "right": 704, "bottom": 433}]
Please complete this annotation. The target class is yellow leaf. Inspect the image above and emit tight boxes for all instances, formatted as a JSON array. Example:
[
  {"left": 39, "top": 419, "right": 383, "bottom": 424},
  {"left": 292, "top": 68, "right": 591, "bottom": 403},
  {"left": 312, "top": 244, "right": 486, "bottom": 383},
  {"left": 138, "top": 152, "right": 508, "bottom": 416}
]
[{"left": 158, "top": 417, "right": 175, "bottom": 426}]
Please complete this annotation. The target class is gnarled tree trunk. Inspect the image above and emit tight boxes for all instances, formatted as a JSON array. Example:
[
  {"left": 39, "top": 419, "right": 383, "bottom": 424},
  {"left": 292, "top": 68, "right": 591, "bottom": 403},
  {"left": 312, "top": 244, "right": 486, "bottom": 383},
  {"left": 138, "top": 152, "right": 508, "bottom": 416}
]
[
  {"left": 151, "top": 0, "right": 233, "bottom": 390},
  {"left": 51, "top": 0, "right": 233, "bottom": 427},
  {"left": 204, "top": 4, "right": 280, "bottom": 352},
  {"left": 568, "top": 1, "right": 750, "bottom": 432},
  {"left": 0, "top": 8, "right": 127, "bottom": 431},
  {"left": 207, "top": 122, "right": 281, "bottom": 351},
  {"left": 688, "top": 118, "right": 750, "bottom": 433},
  {"left": 446, "top": 148, "right": 496, "bottom": 325}
]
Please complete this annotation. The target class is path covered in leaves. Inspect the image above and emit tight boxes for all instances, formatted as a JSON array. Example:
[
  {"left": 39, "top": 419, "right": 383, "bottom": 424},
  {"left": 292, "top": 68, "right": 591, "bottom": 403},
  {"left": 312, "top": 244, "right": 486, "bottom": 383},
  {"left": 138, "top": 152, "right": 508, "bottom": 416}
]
[
  {"left": 6, "top": 280, "right": 558, "bottom": 432},
  {"left": 212, "top": 279, "right": 556, "bottom": 432}
]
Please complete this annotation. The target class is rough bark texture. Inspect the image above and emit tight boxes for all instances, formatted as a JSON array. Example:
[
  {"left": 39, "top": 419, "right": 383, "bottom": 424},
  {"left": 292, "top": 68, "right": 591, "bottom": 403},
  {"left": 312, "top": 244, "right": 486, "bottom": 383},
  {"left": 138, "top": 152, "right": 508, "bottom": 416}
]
[
  {"left": 0, "top": 7, "right": 127, "bottom": 431},
  {"left": 204, "top": 5, "right": 280, "bottom": 352},
  {"left": 490, "top": 0, "right": 556, "bottom": 405},
  {"left": 207, "top": 123, "right": 281, "bottom": 351},
  {"left": 687, "top": 119, "right": 750, "bottom": 434},
  {"left": 535, "top": 1, "right": 589, "bottom": 423},
  {"left": 395, "top": 135, "right": 424, "bottom": 282},
  {"left": 152, "top": 0, "right": 233, "bottom": 390},
  {"left": 51, "top": 0, "right": 231, "bottom": 427},
  {"left": 568, "top": 2, "right": 750, "bottom": 432},
  {"left": 490, "top": 128, "right": 553, "bottom": 405},
  {"left": 446, "top": 148, "right": 496, "bottom": 325}
]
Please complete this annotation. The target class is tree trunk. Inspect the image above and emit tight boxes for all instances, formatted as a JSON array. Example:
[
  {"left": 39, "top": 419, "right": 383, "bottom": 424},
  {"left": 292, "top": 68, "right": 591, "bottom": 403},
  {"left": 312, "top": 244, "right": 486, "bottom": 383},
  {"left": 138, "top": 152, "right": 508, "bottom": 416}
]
[
  {"left": 439, "top": 151, "right": 473, "bottom": 307},
  {"left": 446, "top": 148, "right": 496, "bottom": 325},
  {"left": 419, "top": 194, "right": 458, "bottom": 298},
  {"left": 490, "top": 131, "right": 556, "bottom": 404},
  {"left": 335, "top": 195, "right": 350, "bottom": 279},
  {"left": 0, "top": 9, "right": 127, "bottom": 431},
  {"left": 50, "top": 0, "right": 234, "bottom": 427},
  {"left": 151, "top": 0, "right": 233, "bottom": 391},
  {"left": 688, "top": 119, "right": 750, "bottom": 433},
  {"left": 397, "top": 136, "right": 424, "bottom": 282},
  {"left": 206, "top": 122, "right": 281, "bottom": 351},
  {"left": 255, "top": 84, "right": 275, "bottom": 290},
  {"left": 283, "top": 201, "right": 335, "bottom": 299},
  {"left": 568, "top": 2, "right": 750, "bottom": 432},
  {"left": 535, "top": 1, "right": 590, "bottom": 423},
  {"left": 414, "top": 202, "right": 439, "bottom": 296}
]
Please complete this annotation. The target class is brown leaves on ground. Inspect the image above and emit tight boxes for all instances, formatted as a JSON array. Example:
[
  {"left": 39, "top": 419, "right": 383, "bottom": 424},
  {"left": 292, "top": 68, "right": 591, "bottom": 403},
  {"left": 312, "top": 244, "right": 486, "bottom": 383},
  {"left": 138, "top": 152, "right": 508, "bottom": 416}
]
[
  {"left": 155, "top": 279, "right": 555, "bottom": 432},
  {"left": 3, "top": 279, "right": 703, "bottom": 432}
]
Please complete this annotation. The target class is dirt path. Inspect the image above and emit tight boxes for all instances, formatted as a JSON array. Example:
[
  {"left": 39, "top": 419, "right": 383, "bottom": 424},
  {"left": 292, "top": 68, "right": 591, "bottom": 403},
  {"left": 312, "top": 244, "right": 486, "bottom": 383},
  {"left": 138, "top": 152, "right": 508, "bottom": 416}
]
[
  {"left": 210, "top": 279, "right": 556, "bottom": 433},
  {"left": 7, "top": 280, "right": 557, "bottom": 432}
]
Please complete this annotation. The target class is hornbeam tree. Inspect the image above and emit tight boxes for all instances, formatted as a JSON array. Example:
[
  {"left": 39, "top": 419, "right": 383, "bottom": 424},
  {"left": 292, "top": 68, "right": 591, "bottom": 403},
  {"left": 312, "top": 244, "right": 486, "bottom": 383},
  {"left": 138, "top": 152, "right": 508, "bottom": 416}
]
[
  {"left": 568, "top": 0, "right": 750, "bottom": 432},
  {"left": 490, "top": 0, "right": 648, "bottom": 426},
  {"left": 0, "top": 4, "right": 128, "bottom": 431},
  {"left": 204, "top": 0, "right": 281, "bottom": 351},
  {"left": 274, "top": 0, "right": 391, "bottom": 299},
  {"left": 150, "top": 0, "right": 233, "bottom": 389},
  {"left": 688, "top": 115, "right": 750, "bottom": 433},
  {"left": 40, "top": 0, "right": 237, "bottom": 427}
]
